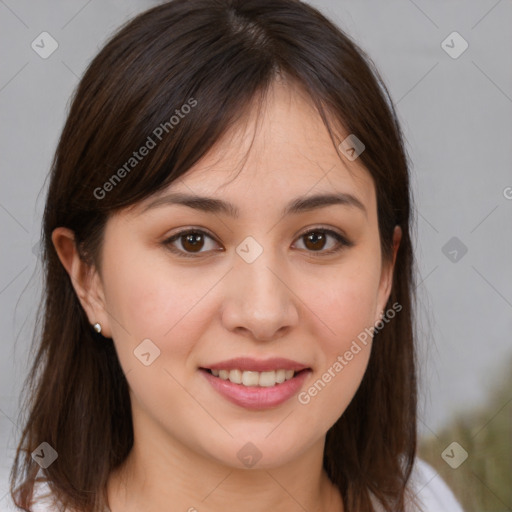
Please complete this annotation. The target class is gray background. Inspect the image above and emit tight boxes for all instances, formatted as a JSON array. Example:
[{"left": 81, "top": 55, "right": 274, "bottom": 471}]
[{"left": 1, "top": 0, "right": 511, "bottom": 509}]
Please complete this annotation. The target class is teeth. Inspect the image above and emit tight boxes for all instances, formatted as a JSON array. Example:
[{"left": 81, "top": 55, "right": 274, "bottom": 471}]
[
  {"left": 229, "top": 369, "right": 242, "bottom": 384},
  {"left": 210, "top": 368, "right": 298, "bottom": 387},
  {"left": 258, "top": 371, "right": 277, "bottom": 387},
  {"left": 275, "top": 369, "right": 286, "bottom": 383},
  {"left": 242, "top": 371, "right": 260, "bottom": 386}
]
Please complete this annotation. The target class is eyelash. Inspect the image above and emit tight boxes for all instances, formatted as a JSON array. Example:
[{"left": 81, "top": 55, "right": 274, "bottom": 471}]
[{"left": 162, "top": 226, "right": 353, "bottom": 259}]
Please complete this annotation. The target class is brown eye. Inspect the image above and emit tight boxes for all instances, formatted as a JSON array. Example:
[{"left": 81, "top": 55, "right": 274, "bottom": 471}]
[
  {"left": 181, "top": 232, "right": 205, "bottom": 252},
  {"left": 294, "top": 228, "right": 352, "bottom": 255},
  {"left": 303, "top": 231, "right": 327, "bottom": 251},
  {"left": 163, "top": 229, "right": 220, "bottom": 257},
  {"left": 163, "top": 227, "right": 352, "bottom": 259}
]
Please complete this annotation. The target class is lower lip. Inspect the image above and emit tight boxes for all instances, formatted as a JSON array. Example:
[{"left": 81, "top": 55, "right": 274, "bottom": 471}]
[{"left": 201, "top": 369, "right": 311, "bottom": 410}]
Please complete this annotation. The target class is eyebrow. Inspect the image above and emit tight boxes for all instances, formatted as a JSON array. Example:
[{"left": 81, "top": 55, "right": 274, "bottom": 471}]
[{"left": 140, "top": 191, "right": 367, "bottom": 218}]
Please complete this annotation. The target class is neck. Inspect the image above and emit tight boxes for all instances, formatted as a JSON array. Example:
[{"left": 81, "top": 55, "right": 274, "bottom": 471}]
[{"left": 106, "top": 411, "right": 343, "bottom": 512}]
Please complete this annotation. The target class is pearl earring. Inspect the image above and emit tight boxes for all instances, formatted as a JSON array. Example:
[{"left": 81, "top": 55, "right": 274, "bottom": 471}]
[{"left": 93, "top": 322, "right": 102, "bottom": 334}]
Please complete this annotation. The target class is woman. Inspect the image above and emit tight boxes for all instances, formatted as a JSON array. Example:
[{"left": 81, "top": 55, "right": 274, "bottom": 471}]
[{"left": 10, "top": 0, "right": 464, "bottom": 510}]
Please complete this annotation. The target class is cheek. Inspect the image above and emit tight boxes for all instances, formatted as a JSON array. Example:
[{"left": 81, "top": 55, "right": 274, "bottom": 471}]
[
  {"left": 294, "top": 258, "right": 378, "bottom": 418},
  {"left": 294, "top": 272, "right": 377, "bottom": 432},
  {"left": 307, "top": 260, "right": 380, "bottom": 353},
  {"left": 102, "top": 245, "right": 217, "bottom": 365}
]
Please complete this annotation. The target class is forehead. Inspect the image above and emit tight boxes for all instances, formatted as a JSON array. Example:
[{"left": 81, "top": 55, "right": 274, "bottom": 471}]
[{"left": 132, "top": 79, "right": 376, "bottom": 218}]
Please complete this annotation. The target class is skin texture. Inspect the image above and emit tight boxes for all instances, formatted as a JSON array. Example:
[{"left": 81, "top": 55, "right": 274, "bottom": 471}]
[{"left": 53, "top": 78, "right": 401, "bottom": 512}]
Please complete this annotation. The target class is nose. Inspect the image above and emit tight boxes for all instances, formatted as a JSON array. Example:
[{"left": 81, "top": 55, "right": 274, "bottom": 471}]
[{"left": 220, "top": 247, "right": 300, "bottom": 342}]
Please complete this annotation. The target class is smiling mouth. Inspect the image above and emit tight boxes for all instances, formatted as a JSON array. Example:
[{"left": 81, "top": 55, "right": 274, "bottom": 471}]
[{"left": 201, "top": 368, "right": 309, "bottom": 387}]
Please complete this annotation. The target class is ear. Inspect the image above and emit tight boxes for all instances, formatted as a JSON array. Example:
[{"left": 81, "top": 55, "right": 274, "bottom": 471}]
[
  {"left": 51, "top": 227, "right": 112, "bottom": 338},
  {"left": 375, "top": 225, "right": 402, "bottom": 324}
]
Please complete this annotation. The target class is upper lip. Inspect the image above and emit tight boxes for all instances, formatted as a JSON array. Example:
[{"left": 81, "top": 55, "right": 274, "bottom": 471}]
[{"left": 202, "top": 357, "right": 310, "bottom": 372}]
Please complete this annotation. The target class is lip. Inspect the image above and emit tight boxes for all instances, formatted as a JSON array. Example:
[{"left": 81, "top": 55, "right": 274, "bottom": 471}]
[
  {"left": 203, "top": 357, "right": 310, "bottom": 372},
  {"left": 200, "top": 367, "right": 312, "bottom": 410}
]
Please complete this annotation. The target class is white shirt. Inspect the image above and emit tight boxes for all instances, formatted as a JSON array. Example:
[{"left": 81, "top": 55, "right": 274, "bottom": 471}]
[
  {"left": 370, "top": 458, "right": 465, "bottom": 512},
  {"left": 19, "top": 458, "right": 464, "bottom": 512}
]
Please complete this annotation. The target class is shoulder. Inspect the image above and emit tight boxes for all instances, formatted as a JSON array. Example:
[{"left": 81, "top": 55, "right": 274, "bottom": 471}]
[
  {"left": 405, "top": 458, "right": 465, "bottom": 512},
  {"left": 369, "top": 457, "right": 465, "bottom": 512}
]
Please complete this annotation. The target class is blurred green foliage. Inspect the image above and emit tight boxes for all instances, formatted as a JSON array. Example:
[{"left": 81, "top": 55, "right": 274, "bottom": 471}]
[{"left": 418, "top": 358, "right": 512, "bottom": 512}]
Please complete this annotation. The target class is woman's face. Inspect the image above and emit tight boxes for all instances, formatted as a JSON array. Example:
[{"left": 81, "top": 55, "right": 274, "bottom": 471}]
[{"left": 69, "top": 80, "right": 399, "bottom": 469}]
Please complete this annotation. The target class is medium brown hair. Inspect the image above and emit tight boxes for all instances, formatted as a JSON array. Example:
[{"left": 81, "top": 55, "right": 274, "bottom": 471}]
[{"left": 10, "top": 1, "right": 418, "bottom": 510}]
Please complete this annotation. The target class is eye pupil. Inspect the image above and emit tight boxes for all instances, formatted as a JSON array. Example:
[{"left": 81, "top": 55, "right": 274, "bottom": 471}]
[
  {"left": 304, "top": 232, "right": 326, "bottom": 251},
  {"left": 182, "top": 233, "right": 204, "bottom": 252}
]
